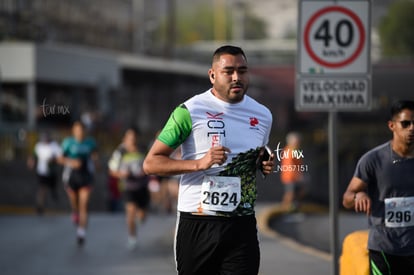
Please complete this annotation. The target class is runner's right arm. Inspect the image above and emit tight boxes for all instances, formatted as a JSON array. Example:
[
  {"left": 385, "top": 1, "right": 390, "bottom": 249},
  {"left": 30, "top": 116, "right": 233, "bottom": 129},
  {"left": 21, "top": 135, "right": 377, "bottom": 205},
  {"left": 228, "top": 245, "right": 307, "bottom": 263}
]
[{"left": 343, "top": 176, "right": 371, "bottom": 215}]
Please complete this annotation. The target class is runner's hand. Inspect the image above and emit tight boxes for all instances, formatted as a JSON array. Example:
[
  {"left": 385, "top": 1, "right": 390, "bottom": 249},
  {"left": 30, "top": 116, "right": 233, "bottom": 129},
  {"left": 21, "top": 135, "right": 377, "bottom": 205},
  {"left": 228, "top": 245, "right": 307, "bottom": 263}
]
[
  {"left": 261, "top": 155, "right": 275, "bottom": 175},
  {"left": 198, "top": 146, "right": 230, "bottom": 170},
  {"left": 354, "top": 191, "right": 371, "bottom": 215}
]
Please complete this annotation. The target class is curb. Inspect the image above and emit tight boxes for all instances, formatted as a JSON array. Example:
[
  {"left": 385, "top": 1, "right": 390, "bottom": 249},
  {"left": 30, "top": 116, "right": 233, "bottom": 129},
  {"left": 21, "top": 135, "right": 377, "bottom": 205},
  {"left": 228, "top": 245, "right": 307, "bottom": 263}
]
[{"left": 256, "top": 202, "right": 332, "bottom": 261}]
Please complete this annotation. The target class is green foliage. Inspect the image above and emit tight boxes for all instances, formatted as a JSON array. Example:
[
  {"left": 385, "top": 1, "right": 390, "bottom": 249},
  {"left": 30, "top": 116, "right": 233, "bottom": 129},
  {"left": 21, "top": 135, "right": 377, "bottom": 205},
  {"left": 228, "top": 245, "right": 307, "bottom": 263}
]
[
  {"left": 218, "top": 147, "right": 262, "bottom": 216},
  {"left": 153, "top": 3, "right": 267, "bottom": 46},
  {"left": 243, "top": 13, "right": 267, "bottom": 40},
  {"left": 177, "top": 4, "right": 226, "bottom": 43},
  {"left": 379, "top": 0, "right": 414, "bottom": 57}
]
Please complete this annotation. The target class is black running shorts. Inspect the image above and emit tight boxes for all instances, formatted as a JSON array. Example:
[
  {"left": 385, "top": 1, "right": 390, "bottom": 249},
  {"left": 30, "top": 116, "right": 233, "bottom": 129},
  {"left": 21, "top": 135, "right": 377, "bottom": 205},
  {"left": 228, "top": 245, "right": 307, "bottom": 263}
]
[
  {"left": 66, "top": 169, "right": 93, "bottom": 191},
  {"left": 369, "top": 249, "right": 414, "bottom": 275},
  {"left": 175, "top": 212, "right": 260, "bottom": 275},
  {"left": 37, "top": 174, "right": 57, "bottom": 189},
  {"left": 124, "top": 188, "right": 150, "bottom": 209}
]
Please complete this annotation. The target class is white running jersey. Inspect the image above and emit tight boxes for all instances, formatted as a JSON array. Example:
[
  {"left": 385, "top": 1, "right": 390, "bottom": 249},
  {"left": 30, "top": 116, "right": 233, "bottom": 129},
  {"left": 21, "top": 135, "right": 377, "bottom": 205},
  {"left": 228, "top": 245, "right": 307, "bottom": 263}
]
[
  {"left": 34, "top": 141, "right": 62, "bottom": 176},
  {"left": 158, "top": 89, "right": 273, "bottom": 215}
]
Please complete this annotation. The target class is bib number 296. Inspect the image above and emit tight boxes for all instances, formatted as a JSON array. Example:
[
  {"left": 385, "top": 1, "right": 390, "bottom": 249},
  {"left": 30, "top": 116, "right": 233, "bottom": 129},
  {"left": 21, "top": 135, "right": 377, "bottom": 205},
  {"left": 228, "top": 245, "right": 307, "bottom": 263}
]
[
  {"left": 386, "top": 211, "right": 412, "bottom": 224},
  {"left": 385, "top": 197, "right": 414, "bottom": 228}
]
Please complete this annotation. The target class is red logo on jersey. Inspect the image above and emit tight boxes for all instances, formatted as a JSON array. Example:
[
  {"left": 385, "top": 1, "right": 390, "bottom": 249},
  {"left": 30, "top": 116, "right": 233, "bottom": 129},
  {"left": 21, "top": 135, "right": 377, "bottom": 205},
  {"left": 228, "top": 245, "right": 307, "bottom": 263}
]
[
  {"left": 250, "top": 117, "right": 259, "bottom": 127},
  {"left": 206, "top": 112, "right": 224, "bottom": 119}
]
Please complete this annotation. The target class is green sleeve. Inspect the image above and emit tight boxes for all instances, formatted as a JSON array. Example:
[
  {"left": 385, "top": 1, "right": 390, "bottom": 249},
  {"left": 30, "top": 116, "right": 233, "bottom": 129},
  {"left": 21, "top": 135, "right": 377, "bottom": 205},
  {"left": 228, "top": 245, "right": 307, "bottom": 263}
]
[{"left": 157, "top": 104, "right": 192, "bottom": 149}]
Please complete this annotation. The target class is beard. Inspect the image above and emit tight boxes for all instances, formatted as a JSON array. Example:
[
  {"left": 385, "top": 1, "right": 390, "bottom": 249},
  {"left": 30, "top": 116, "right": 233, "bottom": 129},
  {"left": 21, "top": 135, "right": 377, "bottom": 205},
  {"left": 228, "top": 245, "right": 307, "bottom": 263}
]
[
  {"left": 227, "top": 83, "right": 248, "bottom": 102},
  {"left": 212, "top": 81, "right": 249, "bottom": 103}
]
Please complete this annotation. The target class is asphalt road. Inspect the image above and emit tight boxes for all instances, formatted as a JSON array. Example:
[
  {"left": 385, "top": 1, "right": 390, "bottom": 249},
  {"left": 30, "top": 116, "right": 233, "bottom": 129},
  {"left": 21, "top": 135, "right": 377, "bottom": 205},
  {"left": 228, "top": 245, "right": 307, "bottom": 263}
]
[
  {"left": 0, "top": 213, "right": 177, "bottom": 275},
  {"left": 0, "top": 204, "right": 338, "bottom": 275}
]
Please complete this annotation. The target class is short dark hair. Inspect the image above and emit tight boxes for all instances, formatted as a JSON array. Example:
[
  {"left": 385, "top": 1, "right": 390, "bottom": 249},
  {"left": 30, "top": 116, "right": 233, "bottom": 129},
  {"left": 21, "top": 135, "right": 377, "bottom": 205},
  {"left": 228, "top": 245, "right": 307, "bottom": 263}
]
[
  {"left": 390, "top": 100, "right": 414, "bottom": 119},
  {"left": 212, "top": 45, "right": 247, "bottom": 63},
  {"left": 125, "top": 125, "right": 140, "bottom": 136}
]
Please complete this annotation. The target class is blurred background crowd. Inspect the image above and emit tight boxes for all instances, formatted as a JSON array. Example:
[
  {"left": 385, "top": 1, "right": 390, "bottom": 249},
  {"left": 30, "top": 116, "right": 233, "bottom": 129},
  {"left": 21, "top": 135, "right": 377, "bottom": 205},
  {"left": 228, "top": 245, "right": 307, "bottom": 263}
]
[{"left": 0, "top": 0, "right": 413, "bottom": 213}]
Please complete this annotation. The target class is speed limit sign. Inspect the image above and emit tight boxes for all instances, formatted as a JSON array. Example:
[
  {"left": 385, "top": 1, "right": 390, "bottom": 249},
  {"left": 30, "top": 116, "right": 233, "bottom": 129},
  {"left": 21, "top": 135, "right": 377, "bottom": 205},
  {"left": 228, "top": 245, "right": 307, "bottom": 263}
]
[
  {"left": 296, "top": 0, "right": 371, "bottom": 111},
  {"left": 298, "top": 0, "right": 370, "bottom": 75}
]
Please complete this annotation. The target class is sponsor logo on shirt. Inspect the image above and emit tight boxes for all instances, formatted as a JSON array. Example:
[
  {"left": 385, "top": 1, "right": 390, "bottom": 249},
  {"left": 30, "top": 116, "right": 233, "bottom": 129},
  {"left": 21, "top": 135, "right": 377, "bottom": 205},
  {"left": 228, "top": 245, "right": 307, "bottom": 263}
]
[
  {"left": 249, "top": 117, "right": 260, "bottom": 130},
  {"left": 206, "top": 112, "right": 226, "bottom": 146}
]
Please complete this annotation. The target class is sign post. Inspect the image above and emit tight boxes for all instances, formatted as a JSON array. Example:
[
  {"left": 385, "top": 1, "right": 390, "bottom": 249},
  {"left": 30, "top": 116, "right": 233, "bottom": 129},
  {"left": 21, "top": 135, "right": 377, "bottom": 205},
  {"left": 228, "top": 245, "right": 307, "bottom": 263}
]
[
  {"left": 297, "top": 0, "right": 371, "bottom": 111},
  {"left": 328, "top": 110, "right": 339, "bottom": 275},
  {"left": 296, "top": 1, "right": 371, "bottom": 274}
]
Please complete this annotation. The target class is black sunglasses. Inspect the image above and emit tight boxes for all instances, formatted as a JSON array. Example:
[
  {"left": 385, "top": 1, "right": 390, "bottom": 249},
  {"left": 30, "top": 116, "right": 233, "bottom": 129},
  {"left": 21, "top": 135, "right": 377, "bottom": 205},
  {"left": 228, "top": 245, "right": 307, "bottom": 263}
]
[{"left": 399, "top": 120, "right": 414, "bottom": 128}]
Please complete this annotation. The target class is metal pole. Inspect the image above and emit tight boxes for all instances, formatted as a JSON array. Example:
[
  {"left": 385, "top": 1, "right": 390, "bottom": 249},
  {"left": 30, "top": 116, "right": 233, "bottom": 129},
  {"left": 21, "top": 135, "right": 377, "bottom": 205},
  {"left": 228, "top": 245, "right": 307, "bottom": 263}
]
[
  {"left": 0, "top": 69, "right": 2, "bottom": 127},
  {"left": 164, "top": 0, "right": 176, "bottom": 58},
  {"left": 232, "top": 1, "right": 245, "bottom": 41},
  {"left": 329, "top": 111, "right": 339, "bottom": 275},
  {"left": 214, "top": 0, "right": 226, "bottom": 41},
  {"left": 131, "top": 0, "right": 145, "bottom": 53},
  {"left": 27, "top": 81, "right": 36, "bottom": 130}
]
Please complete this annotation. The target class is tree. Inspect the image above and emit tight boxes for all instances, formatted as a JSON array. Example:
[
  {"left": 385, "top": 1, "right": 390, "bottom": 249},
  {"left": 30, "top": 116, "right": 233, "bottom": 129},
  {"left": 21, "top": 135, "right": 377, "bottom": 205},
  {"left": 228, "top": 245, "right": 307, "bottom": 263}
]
[
  {"left": 153, "top": 3, "right": 267, "bottom": 46},
  {"left": 379, "top": 0, "right": 414, "bottom": 57}
]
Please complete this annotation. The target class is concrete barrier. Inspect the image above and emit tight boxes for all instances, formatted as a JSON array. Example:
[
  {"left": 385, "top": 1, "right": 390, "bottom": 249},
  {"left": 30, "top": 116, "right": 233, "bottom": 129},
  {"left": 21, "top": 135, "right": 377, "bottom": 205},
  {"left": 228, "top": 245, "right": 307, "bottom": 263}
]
[{"left": 340, "top": 230, "right": 369, "bottom": 275}]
